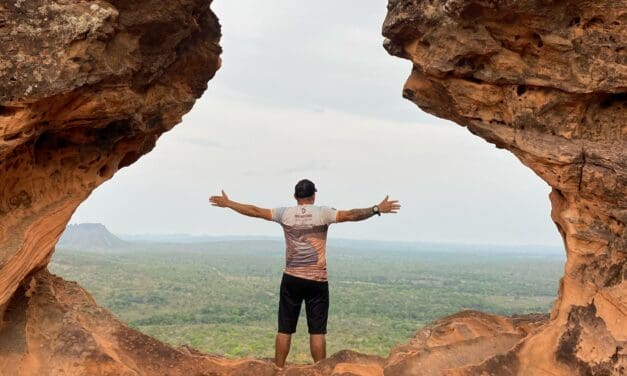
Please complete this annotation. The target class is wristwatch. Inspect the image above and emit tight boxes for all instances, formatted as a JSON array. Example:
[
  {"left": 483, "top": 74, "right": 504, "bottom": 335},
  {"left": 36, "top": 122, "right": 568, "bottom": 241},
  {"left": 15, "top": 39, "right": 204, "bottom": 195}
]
[{"left": 372, "top": 205, "right": 381, "bottom": 216}]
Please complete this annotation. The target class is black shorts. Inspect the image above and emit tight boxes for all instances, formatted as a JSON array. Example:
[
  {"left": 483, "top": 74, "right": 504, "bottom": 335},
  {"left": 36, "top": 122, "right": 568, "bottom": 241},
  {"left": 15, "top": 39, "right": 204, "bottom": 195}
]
[{"left": 278, "top": 273, "right": 329, "bottom": 335}]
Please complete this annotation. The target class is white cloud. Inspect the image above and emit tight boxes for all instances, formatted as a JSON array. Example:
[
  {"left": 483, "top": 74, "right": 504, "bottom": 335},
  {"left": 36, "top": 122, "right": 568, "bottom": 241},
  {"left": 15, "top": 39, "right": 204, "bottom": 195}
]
[{"left": 70, "top": 0, "right": 561, "bottom": 246}]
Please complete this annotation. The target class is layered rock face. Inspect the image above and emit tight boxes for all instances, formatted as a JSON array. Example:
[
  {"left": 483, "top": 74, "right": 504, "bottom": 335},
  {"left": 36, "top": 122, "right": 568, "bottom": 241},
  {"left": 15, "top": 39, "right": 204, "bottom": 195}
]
[
  {"left": 383, "top": 0, "right": 626, "bottom": 374},
  {"left": 0, "top": 269, "right": 279, "bottom": 376},
  {"left": 0, "top": 0, "right": 227, "bottom": 373},
  {"left": 1, "top": 0, "right": 625, "bottom": 375},
  {"left": 0, "top": 0, "right": 221, "bottom": 315},
  {"left": 0, "top": 2, "right": 390, "bottom": 375}
]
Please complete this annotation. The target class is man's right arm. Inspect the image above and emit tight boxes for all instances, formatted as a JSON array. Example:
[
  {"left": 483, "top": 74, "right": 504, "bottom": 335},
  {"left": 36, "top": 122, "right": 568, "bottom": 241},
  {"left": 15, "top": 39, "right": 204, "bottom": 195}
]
[
  {"left": 209, "top": 190, "right": 272, "bottom": 221},
  {"left": 336, "top": 195, "right": 400, "bottom": 223}
]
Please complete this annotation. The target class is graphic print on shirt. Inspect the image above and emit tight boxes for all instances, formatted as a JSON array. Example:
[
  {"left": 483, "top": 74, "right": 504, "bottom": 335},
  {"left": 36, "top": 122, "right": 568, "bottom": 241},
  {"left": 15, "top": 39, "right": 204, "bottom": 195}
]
[
  {"left": 271, "top": 205, "right": 337, "bottom": 282},
  {"left": 284, "top": 224, "right": 327, "bottom": 267}
]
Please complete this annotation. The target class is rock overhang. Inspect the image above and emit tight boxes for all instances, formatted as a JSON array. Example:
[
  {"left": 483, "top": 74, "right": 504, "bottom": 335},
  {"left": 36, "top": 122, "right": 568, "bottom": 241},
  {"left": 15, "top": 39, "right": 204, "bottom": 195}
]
[{"left": 0, "top": 1, "right": 625, "bottom": 375}]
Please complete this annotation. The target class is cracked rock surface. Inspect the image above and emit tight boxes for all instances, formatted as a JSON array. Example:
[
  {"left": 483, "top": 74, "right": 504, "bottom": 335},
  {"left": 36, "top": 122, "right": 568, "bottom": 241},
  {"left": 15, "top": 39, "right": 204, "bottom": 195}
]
[
  {"left": 0, "top": 0, "right": 221, "bottom": 312},
  {"left": 0, "top": 0, "right": 625, "bottom": 375},
  {"left": 384, "top": 1, "right": 626, "bottom": 374}
]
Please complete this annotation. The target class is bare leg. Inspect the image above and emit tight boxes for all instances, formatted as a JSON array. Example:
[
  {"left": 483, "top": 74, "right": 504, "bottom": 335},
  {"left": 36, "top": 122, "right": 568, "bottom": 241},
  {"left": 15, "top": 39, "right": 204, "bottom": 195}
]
[
  {"left": 275, "top": 332, "right": 292, "bottom": 368},
  {"left": 309, "top": 334, "right": 326, "bottom": 363}
]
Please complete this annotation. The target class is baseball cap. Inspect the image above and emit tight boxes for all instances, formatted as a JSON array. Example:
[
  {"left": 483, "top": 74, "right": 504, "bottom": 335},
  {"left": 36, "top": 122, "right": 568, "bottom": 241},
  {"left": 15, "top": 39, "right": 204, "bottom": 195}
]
[{"left": 294, "top": 179, "right": 317, "bottom": 199}]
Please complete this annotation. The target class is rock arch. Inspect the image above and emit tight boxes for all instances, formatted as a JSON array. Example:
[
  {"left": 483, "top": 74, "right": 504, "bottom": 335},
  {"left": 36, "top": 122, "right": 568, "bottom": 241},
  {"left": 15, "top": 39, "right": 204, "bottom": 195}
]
[{"left": 0, "top": 0, "right": 624, "bottom": 375}]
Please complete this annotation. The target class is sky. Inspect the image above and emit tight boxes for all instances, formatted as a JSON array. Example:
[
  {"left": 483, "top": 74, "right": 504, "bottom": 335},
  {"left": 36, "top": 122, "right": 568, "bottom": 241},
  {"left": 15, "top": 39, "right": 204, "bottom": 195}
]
[{"left": 70, "top": 0, "right": 562, "bottom": 246}]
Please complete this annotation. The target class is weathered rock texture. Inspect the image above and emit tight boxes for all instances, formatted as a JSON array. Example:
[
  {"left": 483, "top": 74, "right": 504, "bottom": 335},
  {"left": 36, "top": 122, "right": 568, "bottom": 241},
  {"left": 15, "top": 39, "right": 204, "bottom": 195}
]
[
  {"left": 385, "top": 310, "right": 548, "bottom": 375},
  {"left": 1, "top": 0, "right": 625, "bottom": 375},
  {"left": 0, "top": 0, "right": 221, "bottom": 314},
  {"left": 0, "top": 0, "right": 245, "bottom": 374},
  {"left": 0, "top": 269, "right": 279, "bottom": 376},
  {"left": 383, "top": 0, "right": 626, "bottom": 374},
  {"left": 0, "top": 1, "right": 393, "bottom": 375}
]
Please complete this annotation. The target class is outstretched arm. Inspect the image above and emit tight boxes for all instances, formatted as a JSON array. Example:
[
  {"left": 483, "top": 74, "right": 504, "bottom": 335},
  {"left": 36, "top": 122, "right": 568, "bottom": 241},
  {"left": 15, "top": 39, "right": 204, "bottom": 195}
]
[
  {"left": 336, "top": 195, "right": 401, "bottom": 223},
  {"left": 209, "top": 190, "right": 272, "bottom": 221}
]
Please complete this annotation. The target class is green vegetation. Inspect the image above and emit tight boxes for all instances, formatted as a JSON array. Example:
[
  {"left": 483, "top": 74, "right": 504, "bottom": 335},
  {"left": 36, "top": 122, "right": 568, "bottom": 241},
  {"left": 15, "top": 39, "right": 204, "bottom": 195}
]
[{"left": 50, "top": 240, "right": 563, "bottom": 364}]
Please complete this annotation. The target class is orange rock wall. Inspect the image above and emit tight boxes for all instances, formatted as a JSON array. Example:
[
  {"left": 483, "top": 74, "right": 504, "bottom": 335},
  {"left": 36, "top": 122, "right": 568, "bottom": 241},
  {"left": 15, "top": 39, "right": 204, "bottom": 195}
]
[
  {"left": 0, "top": 1, "right": 625, "bottom": 375},
  {"left": 383, "top": 1, "right": 626, "bottom": 374},
  {"left": 0, "top": 0, "right": 221, "bottom": 316}
]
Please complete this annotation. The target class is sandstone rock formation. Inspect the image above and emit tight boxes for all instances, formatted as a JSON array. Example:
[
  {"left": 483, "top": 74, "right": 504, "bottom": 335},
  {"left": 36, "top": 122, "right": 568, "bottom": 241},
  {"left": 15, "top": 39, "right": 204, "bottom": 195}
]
[
  {"left": 1, "top": 0, "right": 625, "bottom": 375},
  {"left": 385, "top": 310, "right": 548, "bottom": 375},
  {"left": 0, "top": 0, "right": 221, "bottom": 315},
  {"left": 0, "top": 1, "right": 387, "bottom": 375},
  {"left": 0, "top": 0, "right": 236, "bottom": 374},
  {"left": 0, "top": 269, "right": 279, "bottom": 376},
  {"left": 383, "top": 0, "right": 626, "bottom": 374}
]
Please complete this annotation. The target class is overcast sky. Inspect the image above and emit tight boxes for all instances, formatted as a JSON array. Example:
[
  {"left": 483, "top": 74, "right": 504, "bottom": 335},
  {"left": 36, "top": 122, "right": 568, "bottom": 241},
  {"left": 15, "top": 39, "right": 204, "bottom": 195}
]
[{"left": 70, "top": 0, "right": 562, "bottom": 246}]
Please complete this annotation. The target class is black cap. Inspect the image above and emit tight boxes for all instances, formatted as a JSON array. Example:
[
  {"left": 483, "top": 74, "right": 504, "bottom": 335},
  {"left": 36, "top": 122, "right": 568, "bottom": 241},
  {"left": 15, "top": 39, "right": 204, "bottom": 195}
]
[{"left": 294, "top": 179, "right": 317, "bottom": 199}]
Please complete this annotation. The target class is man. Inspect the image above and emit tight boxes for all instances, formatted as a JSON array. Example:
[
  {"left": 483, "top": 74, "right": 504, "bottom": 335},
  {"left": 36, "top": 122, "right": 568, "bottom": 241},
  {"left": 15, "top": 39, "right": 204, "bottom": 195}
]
[{"left": 209, "top": 179, "right": 400, "bottom": 368}]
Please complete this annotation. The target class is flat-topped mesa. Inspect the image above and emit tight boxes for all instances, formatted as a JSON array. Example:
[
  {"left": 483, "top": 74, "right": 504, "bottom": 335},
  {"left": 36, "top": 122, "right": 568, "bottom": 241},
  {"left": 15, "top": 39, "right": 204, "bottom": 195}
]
[
  {"left": 0, "top": 0, "right": 220, "bottom": 316},
  {"left": 384, "top": 1, "right": 626, "bottom": 374}
]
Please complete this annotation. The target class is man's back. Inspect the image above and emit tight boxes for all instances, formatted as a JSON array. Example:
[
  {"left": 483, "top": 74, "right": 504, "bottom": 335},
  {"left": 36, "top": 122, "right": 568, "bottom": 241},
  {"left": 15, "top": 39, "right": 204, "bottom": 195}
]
[
  {"left": 271, "top": 205, "right": 337, "bottom": 282},
  {"left": 209, "top": 182, "right": 400, "bottom": 368}
]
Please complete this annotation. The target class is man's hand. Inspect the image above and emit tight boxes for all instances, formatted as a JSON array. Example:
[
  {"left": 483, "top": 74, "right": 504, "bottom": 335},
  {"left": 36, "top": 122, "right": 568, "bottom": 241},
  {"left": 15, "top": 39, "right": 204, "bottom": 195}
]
[
  {"left": 208, "top": 190, "right": 272, "bottom": 221},
  {"left": 378, "top": 195, "right": 401, "bottom": 214},
  {"left": 209, "top": 190, "right": 231, "bottom": 208},
  {"left": 336, "top": 195, "right": 401, "bottom": 222}
]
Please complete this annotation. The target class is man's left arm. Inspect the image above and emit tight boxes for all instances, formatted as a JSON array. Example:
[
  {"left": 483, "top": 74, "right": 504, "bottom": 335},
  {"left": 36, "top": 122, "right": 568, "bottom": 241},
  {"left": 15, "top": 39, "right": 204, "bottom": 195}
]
[
  {"left": 209, "top": 190, "right": 272, "bottom": 221},
  {"left": 336, "top": 195, "right": 400, "bottom": 223}
]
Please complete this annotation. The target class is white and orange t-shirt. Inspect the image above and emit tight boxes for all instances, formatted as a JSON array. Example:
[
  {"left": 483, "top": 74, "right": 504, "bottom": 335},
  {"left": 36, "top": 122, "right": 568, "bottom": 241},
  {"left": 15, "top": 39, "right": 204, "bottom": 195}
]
[{"left": 271, "top": 205, "right": 338, "bottom": 282}]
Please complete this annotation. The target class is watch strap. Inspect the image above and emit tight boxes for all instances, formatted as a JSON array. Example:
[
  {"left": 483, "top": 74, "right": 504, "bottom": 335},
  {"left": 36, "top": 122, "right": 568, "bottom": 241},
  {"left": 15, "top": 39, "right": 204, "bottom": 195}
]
[{"left": 373, "top": 205, "right": 381, "bottom": 216}]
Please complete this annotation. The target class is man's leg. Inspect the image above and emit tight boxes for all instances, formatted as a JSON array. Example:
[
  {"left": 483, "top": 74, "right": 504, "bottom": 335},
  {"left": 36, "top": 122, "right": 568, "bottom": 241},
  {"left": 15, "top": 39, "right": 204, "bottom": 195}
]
[
  {"left": 305, "top": 280, "right": 329, "bottom": 364},
  {"left": 275, "top": 332, "right": 292, "bottom": 368},
  {"left": 309, "top": 334, "right": 326, "bottom": 362},
  {"left": 276, "top": 273, "right": 303, "bottom": 368}
]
